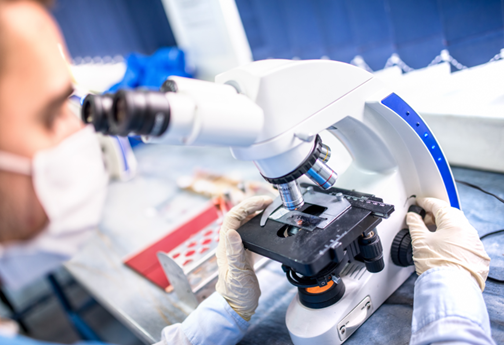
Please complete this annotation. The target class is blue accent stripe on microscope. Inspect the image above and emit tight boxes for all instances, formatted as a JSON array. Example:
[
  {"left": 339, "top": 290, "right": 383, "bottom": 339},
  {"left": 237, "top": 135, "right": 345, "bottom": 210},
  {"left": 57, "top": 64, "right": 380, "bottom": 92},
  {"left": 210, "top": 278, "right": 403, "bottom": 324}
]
[{"left": 381, "top": 93, "right": 460, "bottom": 209}]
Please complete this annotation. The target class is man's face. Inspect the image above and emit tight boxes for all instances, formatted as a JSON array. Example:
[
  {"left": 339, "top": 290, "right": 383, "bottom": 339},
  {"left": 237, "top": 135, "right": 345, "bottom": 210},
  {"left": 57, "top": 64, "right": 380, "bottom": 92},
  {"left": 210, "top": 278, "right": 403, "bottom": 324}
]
[{"left": 0, "top": 1, "right": 83, "bottom": 243}]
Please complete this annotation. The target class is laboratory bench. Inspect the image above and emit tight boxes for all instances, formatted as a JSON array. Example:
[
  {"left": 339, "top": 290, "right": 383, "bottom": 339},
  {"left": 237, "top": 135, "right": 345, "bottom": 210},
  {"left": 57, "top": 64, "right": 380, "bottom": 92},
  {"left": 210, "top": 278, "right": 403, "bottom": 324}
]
[{"left": 66, "top": 144, "right": 504, "bottom": 345}]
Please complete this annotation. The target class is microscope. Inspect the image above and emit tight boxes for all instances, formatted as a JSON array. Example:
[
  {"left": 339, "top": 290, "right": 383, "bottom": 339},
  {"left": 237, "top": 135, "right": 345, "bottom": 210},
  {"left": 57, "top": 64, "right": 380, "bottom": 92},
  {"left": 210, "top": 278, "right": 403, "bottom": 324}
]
[{"left": 83, "top": 59, "right": 460, "bottom": 344}]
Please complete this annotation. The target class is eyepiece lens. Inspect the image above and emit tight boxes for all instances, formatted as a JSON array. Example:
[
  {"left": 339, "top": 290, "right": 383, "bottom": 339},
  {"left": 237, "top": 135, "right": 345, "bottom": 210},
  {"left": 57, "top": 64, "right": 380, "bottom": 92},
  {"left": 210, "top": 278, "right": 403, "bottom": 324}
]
[
  {"left": 80, "top": 94, "right": 114, "bottom": 134},
  {"left": 111, "top": 90, "right": 170, "bottom": 136},
  {"left": 115, "top": 97, "right": 127, "bottom": 125},
  {"left": 83, "top": 99, "right": 93, "bottom": 124}
]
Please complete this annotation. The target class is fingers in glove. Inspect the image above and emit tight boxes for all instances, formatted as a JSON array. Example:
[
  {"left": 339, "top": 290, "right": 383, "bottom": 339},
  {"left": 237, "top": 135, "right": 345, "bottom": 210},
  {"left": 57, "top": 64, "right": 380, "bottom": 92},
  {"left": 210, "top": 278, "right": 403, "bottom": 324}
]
[
  {"left": 225, "top": 229, "right": 251, "bottom": 271},
  {"left": 243, "top": 212, "right": 259, "bottom": 225},
  {"left": 424, "top": 213, "right": 435, "bottom": 226},
  {"left": 216, "top": 233, "right": 228, "bottom": 272},
  {"left": 222, "top": 196, "right": 273, "bottom": 231},
  {"left": 406, "top": 212, "right": 430, "bottom": 240},
  {"left": 417, "top": 197, "right": 449, "bottom": 220}
]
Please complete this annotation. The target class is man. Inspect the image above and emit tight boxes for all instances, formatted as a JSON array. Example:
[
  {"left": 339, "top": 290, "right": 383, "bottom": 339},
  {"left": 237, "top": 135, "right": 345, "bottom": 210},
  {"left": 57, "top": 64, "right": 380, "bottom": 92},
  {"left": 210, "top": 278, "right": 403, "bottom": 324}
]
[
  {"left": 0, "top": 1, "right": 495, "bottom": 344},
  {"left": 0, "top": 2, "right": 268, "bottom": 344}
]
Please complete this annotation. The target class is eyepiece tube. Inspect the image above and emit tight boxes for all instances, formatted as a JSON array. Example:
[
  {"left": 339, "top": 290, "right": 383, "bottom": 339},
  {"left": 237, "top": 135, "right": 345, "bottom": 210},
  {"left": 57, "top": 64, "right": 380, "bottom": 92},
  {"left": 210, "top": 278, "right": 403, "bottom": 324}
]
[
  {"left": 277, "top": 180, "right": 304, "bottom": 211},
  {"left": 110, "top": 90, "right": 171, "bottom": 136},
  {"left": 81, "top": 94, "right": 113, "bottom": 134},
  {"left": 305, "top": 159, "right": 337, "bottom": 189}
]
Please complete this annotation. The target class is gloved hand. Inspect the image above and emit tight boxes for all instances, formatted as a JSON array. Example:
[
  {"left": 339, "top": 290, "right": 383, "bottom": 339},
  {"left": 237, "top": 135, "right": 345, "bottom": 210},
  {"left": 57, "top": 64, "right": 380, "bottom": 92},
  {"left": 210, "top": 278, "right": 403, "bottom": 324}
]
[
  {"left": 216, "top": 196, "right": 273, "bottom": 321},
  {"left": 407, "top": 197, "right": 491, "bottom": 291}
]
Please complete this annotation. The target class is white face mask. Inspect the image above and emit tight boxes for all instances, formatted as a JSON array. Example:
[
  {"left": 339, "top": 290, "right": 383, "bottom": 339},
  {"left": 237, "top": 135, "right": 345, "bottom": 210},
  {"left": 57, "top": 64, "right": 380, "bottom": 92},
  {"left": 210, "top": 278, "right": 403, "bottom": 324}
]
[{"left": 0, "top": 125, "right": 108, "bottom": 290}]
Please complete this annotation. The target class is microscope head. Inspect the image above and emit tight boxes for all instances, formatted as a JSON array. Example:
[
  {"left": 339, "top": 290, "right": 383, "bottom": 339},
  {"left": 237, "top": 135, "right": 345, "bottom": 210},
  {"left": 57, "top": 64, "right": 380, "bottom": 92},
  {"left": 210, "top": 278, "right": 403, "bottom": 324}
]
[
  {"left": 82, "top": 58, "right": 458, "bottom": 225},
  {"left": 212, "top": 59, "right": 376, "bottom": 210}
]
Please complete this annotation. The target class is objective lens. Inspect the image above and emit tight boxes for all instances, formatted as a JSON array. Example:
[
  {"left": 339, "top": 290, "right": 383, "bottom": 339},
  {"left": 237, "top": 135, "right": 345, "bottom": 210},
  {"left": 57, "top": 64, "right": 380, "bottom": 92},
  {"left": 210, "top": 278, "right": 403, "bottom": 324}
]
[
  {"left": 277, "top": 180, "right": 304, "bottom": 211},
  {"left": 306, "top": 159, "right": 337, "bottom": 189},
  {"left": 81, "top": 94, "right": 113, "bottom": 134},
  {"left": 111, "top": 90, "right": 171, "bottom": 136},
  {"left": 319, "top": 144, "right": 331, "bottom": 162}
]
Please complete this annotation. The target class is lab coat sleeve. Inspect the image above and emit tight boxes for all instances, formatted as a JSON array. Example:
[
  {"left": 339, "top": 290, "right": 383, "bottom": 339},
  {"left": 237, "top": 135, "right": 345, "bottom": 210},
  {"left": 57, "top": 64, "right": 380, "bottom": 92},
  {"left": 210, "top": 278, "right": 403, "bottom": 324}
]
[
  {"left": 155, "top": 292, "right": 249, "bottom": 345},
  {"left": 410, "top": 267, "right": 496, "bottom": 345}
]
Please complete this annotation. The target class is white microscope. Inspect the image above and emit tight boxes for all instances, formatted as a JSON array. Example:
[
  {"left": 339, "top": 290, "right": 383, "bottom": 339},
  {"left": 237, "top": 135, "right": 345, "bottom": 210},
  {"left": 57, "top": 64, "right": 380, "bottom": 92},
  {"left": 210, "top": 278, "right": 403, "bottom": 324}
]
[{"left": 82, "top": 59, "right": 460, "bottom": 344}]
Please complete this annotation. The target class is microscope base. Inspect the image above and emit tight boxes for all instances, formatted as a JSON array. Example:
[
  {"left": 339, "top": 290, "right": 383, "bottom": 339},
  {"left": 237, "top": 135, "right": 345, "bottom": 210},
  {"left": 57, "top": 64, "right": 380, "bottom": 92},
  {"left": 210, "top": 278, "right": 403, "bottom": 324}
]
[{"left": 286, "top": 261, "right": 414, "bottom": 344}]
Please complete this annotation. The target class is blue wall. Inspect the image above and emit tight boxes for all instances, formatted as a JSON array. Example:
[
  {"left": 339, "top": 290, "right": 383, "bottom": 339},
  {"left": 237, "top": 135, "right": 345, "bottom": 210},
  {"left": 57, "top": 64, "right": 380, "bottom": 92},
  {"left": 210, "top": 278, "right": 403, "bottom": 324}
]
[
  {"left": 236, "top": 0, "right": 504, "bottom": 70},
  {"left": 52, "top": 0, "right": 176, "bottom": 60},
  {"left": 53, "top": 0, "right": 504, "bottom": 71}
]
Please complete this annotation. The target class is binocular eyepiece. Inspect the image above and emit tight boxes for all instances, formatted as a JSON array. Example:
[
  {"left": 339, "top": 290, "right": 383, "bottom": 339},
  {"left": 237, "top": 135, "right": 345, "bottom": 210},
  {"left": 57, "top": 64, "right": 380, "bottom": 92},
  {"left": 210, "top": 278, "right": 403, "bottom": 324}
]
[
  {"left": 81, "top": 89, "right": 171, "bottom": 137},
  {"left": 81, "top": 94, "right": 113, "bottom": 134}
]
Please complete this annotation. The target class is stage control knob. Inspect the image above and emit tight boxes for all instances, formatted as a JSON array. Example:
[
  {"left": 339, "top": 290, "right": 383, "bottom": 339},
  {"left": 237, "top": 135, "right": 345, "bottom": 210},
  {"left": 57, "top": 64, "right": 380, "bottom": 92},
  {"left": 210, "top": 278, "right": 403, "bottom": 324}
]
[{"left": 358, "top": 231, "right": 384, "bottom": 273}]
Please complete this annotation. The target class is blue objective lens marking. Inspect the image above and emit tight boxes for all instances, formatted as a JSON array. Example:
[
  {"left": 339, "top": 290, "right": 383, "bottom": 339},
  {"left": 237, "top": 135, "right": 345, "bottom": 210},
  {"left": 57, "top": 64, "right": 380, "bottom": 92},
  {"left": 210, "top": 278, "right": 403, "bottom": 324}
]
[
  {"left": 381, "top": 93, "right": 459, "bottom": 209},
  {"left": 306, "top": 168, "right": 331, "bottom": 189}
]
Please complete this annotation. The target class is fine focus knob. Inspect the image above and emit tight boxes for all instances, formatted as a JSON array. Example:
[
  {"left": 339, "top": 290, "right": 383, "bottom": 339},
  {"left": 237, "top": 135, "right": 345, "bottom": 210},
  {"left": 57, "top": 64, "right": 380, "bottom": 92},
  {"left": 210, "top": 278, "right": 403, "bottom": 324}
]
[{"left": 391, "top": 229, "right": 414, "bottom": 267}]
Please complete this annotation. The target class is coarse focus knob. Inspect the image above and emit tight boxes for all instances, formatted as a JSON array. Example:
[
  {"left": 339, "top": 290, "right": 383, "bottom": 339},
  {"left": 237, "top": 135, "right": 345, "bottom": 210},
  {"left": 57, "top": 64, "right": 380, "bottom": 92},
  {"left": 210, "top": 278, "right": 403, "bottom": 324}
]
[
  {"left": 391, "top": 205, "right": 426, "bottom": 267},
  {"left": 391, "top": 229, "right": 414, "bottom": 267}
]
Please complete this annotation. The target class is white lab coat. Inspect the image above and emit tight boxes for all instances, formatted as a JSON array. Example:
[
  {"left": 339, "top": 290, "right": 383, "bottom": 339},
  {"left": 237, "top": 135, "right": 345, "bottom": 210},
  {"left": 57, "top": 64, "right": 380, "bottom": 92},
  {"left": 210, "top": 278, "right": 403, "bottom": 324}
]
[
  {"left": 156, "top": 292, "right": 249, "bottom": 345},
  {"left": 410, "top": 267, "right": 495, "bottom": 344}
]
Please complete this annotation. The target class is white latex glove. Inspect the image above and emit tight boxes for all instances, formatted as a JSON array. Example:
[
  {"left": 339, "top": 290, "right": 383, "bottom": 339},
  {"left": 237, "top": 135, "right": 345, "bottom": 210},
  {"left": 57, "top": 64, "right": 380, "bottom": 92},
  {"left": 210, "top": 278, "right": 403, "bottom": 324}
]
[
  {"left": 407, "top": 197, "right": 491, "bottom": 291},
  {"left": 216, "top": 196, "right": 273, "bottom": 321}
]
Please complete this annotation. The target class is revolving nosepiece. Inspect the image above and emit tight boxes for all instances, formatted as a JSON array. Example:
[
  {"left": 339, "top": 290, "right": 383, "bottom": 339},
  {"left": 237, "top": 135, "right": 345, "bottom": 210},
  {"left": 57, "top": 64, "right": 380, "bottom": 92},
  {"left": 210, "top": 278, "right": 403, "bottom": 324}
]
[
  {"left": 81, "top": 94, "right": 113, "bottom": 134},
  {"left": 260, "top": 136, "right": 337, "bottom": 209}
]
